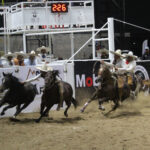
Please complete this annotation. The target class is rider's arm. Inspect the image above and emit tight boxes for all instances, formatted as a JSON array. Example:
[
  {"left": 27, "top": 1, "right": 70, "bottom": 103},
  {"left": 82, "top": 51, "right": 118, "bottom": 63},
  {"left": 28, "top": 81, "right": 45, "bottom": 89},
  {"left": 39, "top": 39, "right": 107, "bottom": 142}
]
[
  {"left": 100, "top": 60, "right": 114, "bottom": 68},
  {"left": 24, "top": 73, "right": 41, "bottom": 83}
]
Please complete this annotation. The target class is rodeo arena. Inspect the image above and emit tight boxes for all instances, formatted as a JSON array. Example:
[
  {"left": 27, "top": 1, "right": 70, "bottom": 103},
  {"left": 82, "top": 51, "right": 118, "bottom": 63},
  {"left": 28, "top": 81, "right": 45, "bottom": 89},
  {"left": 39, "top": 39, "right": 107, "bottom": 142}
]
[{"left": 0, "top": 0, "right": 150, "bottom": 150}]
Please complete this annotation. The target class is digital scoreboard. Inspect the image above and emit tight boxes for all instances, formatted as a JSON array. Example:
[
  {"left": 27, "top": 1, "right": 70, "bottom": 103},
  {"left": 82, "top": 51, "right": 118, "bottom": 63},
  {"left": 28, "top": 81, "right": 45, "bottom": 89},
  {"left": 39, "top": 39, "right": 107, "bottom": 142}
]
[{"left": 51, "top": 3, "right": 68, "bottom": 13}]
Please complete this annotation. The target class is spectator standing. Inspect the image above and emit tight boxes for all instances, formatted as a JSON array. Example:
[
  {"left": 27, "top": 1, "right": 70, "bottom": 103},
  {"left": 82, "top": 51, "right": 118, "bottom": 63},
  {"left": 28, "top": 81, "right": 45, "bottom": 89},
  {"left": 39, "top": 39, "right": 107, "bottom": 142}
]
[
  {"left": 25, "top": 50, "right": 37, "bottom": 66},
  {"left": 3, "top": 52, "right": 15, "bottom": 67},
  {"left": 36, "top": 46, "right": 50, "bottom": 63},
  {"left": 14, "top": 51, "right": 26, "bottom": 66},
  {"left": 142, "top": 46, "right": 150, "bottom": 60}
]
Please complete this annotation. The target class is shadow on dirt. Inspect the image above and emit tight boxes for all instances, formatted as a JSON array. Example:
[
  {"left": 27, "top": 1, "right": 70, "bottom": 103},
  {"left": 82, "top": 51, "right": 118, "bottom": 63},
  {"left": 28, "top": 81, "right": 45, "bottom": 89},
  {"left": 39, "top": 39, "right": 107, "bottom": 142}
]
[
  {"left": 8, "top": 116, "right": 84, "bottom": 124},
  {"left": 45, "top": 116, "right": 84, "bottom": 124},
  {"left": 107, "top": 111, "right": 142, "bottom": 119}
]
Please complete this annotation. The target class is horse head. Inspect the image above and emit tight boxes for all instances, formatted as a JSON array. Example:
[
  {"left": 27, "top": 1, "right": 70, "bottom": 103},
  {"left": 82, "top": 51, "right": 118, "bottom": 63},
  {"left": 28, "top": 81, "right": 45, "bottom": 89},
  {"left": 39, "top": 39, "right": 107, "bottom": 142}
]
[
  {"left": 99, "top": 66, "right": 112, "bottom": 80},
  {"left": 0, "top": 72, "right": 19, "bottom": 92},
  {"left": 44, "top": 70, "right": 59, "bottom": 89}
]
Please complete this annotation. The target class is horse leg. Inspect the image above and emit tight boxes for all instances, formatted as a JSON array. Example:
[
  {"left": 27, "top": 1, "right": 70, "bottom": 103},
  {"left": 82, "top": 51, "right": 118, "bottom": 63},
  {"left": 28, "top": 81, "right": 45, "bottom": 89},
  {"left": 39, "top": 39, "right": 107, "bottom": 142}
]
[
  {"left": 64, "top": 100, "right": 71, "bottom": 117},
  {"left": 12, "top": 104, "right": 21, "bottom": 118},
  {"left": 0, "top": 104, "right": 15, "bottom": 116},
  {"left": 98, "top": 97, "right": 109, "bottom": 111},
  {"left": 36, "top": 104, "right": 53, "bottom": 123},
  {"left": 104, "top": 99, "right": 119, "bottom": 116},
  {"left": 80, "top": 98, "right": 93, "bottom": 113},
  {"left": 40, "top": 101, "right": 48, "bottom": 117},
  {"left": 0, "top": 98, "right": 5, "bottom": 108},
  {"left": 13, "top": 102, "right": 31, "bottom": 117},
  {"left": 80, "top": 92, "right": 98, "bottom": 113}
]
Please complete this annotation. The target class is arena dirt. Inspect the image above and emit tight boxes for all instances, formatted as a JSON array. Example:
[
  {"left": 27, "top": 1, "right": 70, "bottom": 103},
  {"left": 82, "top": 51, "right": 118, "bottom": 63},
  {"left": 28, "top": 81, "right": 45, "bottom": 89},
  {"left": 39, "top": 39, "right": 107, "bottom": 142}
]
[{"left": 1, "top": 93, "right": 150, "bottom": 150}]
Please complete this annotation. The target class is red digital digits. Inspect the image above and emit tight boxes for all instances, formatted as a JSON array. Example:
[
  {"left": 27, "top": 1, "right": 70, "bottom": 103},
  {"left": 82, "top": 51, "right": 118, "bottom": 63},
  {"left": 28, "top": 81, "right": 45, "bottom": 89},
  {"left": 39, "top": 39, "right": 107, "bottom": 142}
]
[
  {"left": 62, "top": 4, "right": 67, "bottom": 12},
  {"left": 52, "top": 3, "right": 68, "bottom": 13},
  {"left": 57, "top": 4, "right": 61, "bottom": 12},
  {"left": 52, "top": 4, "right": 57, "bottom": 12}
]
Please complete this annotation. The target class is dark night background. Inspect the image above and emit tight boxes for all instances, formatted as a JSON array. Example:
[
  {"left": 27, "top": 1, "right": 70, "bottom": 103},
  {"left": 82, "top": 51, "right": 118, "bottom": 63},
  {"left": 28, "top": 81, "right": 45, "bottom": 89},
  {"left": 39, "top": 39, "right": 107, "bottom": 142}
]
[
  {"left": 94, "top": 0, "right": 150, "bottom": 57},
  {"left": 0, "top": 0, "right": 150, "bottom": 57}
]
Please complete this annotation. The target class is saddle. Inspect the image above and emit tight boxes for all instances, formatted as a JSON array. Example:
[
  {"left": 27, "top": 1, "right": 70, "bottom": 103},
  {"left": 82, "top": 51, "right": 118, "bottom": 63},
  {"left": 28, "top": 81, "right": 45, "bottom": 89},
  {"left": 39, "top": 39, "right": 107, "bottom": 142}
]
[{"left": 117, "top": 74, "right": 133, "bottom": 88}]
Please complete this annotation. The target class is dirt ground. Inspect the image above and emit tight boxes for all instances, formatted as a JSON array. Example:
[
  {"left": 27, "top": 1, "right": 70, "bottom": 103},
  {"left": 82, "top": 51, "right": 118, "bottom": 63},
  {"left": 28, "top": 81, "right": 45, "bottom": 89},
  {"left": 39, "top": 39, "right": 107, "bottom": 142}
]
[{"left": 1, "top": 93, "right": 150, "bottom": 150}]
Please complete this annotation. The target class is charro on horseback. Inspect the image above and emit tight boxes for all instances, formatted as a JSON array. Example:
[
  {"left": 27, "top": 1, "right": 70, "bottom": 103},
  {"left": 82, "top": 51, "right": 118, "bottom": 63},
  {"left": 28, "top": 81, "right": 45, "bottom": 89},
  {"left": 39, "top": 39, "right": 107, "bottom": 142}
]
[{"left": 81, "top": 49, "right": 139, "bottom": 114}]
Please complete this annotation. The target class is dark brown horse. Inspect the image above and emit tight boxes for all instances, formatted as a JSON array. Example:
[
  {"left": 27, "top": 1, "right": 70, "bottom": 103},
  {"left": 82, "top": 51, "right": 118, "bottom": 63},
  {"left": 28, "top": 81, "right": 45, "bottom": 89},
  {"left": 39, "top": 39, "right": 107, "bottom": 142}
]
[
  {"left": 80, "top": 67, "right": 131, "bottom": 114},
  {"left": 0, "top": 73, "right": 37, "bottom": 118},
  {"left": 36, "top": 70, "right": 77, "bottom": 123}
]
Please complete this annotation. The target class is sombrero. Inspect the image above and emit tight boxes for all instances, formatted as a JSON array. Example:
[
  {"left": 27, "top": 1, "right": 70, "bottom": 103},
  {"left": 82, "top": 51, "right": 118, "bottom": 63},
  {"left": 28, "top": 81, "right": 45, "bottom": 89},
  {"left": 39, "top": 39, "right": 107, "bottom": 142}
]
[
  {"left": 36, "top": 46, "right": 50, "bottom": 53},
  {"left": 15, "top": 51, "right": 27, "bottom": 58},
  {"left": 4, "top": 52, "right": 15, "bottom": 58},
  {"left": 36, "top": 63, "right": 53, "bottom": 72},
  {"left": 110, "top": 49, "right": 122, "bottom": 57},
  {"left": 124, "top": 51, "right": 137, "bottom": 59},
  {"left": 27, "top": 50, "right": 36, "bottom": 56}
]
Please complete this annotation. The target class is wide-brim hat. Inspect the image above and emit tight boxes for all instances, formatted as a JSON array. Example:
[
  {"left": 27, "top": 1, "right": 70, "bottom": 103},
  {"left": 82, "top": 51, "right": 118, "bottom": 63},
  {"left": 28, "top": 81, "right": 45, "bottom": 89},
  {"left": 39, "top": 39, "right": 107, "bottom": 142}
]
[
  {"left": 110, "top": 49, "right": 123, "bottom": 57},
  {"left": 15, "top": 51, "right": 27, "bottom": 58},
  {"left": 124, "top": 51, "right": 137, "bottom": 59},
  {"left": 36, "top": 63, "right": 53, "bottom": 72},
  {"left": 97, "top": 48, "right": 109, "bottom": 54},
  {"left": 4, "top": 52, "right": 15, "bottom": 58},
  {"left": 36, "top": 46, "right": 50, "bottom": 53},
  {"left": 27, "top": 50, "right": 36, "bottom": 56}
]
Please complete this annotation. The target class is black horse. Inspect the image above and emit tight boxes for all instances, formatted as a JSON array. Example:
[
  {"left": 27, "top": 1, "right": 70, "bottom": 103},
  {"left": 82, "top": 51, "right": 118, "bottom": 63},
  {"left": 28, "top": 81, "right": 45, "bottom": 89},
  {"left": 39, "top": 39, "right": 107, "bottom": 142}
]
[
  {"left": 0, "top": 73, "right": 37, "bottom": 118},
  {"left": 80, "top": 67, "right": 131, "bottom": 114},
  {"left": 36, "top": 70, "right": 77, "bottom": 123}
]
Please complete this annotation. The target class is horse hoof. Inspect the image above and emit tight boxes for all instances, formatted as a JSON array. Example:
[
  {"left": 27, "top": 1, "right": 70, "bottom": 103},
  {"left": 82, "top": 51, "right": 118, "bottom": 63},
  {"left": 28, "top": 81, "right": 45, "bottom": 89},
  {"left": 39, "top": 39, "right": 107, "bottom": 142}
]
[
  {"left": 80, "top": 109, "right": 84, "bottom": 113},
  {"left": 64, "top": 113, "right": 68, "bottom": 117},
  {"left": 35, "top": 119, "right": 40, "bottom": 123}
]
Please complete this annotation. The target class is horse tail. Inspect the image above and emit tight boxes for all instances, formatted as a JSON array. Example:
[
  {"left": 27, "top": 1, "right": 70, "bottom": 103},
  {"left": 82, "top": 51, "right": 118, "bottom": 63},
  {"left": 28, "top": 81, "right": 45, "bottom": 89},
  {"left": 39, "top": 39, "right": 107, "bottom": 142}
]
[{"left": 71, "top": 97, "right": 78, "bottom": 109}]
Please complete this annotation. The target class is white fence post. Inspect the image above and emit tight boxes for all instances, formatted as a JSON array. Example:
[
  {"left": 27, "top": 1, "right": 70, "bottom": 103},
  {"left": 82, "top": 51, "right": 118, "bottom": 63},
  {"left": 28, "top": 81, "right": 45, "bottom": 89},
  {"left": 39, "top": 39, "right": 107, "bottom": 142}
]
[
  {"left": 108, "top": 18, "right": 115, "bottom": 62},
  {"left": 23, "top": 32, "right": 27, "bottom": 53},
  {"left": 92, "top": 30, "right": 96, "bottom": 59}
]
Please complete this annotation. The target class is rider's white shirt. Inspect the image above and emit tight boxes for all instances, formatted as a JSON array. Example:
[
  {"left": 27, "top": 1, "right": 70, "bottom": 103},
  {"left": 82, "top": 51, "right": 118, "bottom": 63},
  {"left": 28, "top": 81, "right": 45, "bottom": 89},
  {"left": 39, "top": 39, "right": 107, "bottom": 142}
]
[{"left": 118, "top": 59, "right": 136, "bottom": 74}]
